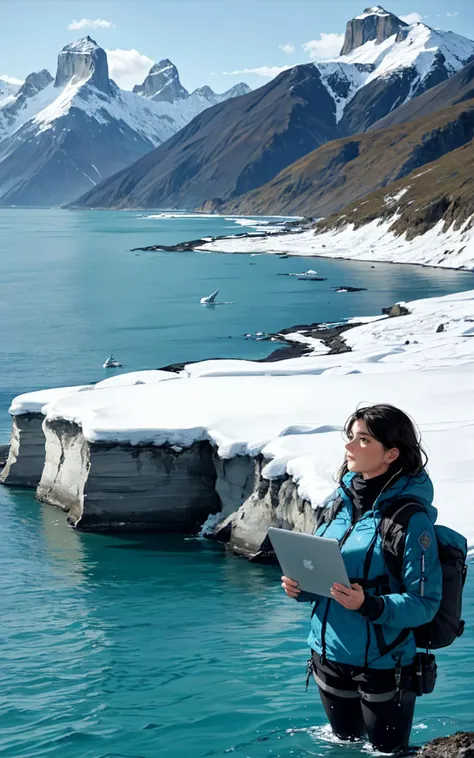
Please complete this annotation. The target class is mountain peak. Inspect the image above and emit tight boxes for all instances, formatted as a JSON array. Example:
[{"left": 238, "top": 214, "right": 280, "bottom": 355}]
[
  {"left": 63, "top": 35, "right": 101, "bottom": 53},
  {"left": 357, "top": 6, "right": 391, "bottom": 18},
  {"left": 223, "top": 83, "right": 252, "bottom": 98},
  {"left": 192, "top": 85, "right": 215, "bottom": 99},
  {"left": 18, "top": 69, "right": 53, "bottom": 99},
  {"left": 133, "top": 59, "right": 188, "bottom": 103},
  {"left": 54, "top": 36, "right": 110, "bottom": 93},
  {"left": 340, "top": 6, "right": 408, "bottom": 56}
]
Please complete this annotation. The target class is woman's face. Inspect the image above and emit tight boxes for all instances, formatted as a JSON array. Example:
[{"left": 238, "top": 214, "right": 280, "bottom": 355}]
[{"left": 345, "top": 419, "right": 399, "bottom": 479}]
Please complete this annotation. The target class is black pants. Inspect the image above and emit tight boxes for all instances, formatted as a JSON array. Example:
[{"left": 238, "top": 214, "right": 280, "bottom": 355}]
[{"left": 312, "top": 651, "right": 416, "bottom": 754}]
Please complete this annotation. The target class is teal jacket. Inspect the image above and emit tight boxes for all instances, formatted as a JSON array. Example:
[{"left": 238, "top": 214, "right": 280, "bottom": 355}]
[{"left": 301, "top": 471, "right": 442, "bottom": 669}]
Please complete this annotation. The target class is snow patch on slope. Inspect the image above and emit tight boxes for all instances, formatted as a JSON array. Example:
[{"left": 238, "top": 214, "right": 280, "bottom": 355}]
[
  {"left": 198, "top": 213, "right": 474, "bottom": 271},
  {"left": 0, "top": 75, "right": 23, "bottom": 103}
]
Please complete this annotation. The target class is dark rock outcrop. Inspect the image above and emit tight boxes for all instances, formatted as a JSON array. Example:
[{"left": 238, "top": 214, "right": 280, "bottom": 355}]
[
  {"left": 340, "top": 6, "right": 408, "bottom": 56},
  {"left": 0, "top": 444, "right": 8, "bottom": 469},
  {"left": 382, "top": 303, "right": 410, "bottom": 317},
  {"left": 417, "top": 732, "right": 474, "bottom": 758}
]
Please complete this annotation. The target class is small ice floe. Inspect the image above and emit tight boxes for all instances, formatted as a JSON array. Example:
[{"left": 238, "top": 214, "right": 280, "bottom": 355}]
[
  {"left": 281, "top": 269, "right": 326, "bottom": 281},
  {"left": 103, "top": 354, "right": 122, "bottom": 368},
  {"left": 288, "top": 269, "right": 318, "bottom": 278},
  {"left": 200, "top": 289, "right": 220, "bottom": 305},
  {"left": 244, "top": 331, "right": 271, "bottom": 341},
  {"left": 334, "top": 286, "right": 367, "bottom": 293}
]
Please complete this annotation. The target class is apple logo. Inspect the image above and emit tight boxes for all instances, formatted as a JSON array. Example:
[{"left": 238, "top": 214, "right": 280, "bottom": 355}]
[{"left": 303, "top": 559, "right": 314, "bottom": 571}]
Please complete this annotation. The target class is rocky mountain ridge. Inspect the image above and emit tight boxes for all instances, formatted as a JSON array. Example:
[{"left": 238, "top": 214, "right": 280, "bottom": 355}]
[
  {"left": 0, "top": 37, "right": 249, "bottom": 206},
  {"left": 204, "top": 59, "right": 474, "bottom": 219},
  {"left": 72, "top": 7, "right": 474, "bottom": 211}
]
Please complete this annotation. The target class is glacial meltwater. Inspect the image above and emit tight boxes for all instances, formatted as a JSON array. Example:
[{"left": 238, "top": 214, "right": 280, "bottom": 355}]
[{"left": 1, "top": 209, "right": 473, "bottom": 757}]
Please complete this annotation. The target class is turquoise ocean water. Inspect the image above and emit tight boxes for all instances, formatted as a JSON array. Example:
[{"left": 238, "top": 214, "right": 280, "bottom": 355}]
[{"left": 0, "top": 209, "right": 473, "bottom": 756}]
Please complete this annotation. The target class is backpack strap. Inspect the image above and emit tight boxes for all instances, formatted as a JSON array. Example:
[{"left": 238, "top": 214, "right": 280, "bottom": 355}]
[
  {"left": 314, "top": 491, "right": 345, "bottom": 534},
  {"left": 372, "top": 498, "right": 426, "bottom": 658},
  {"left": 380, "top": 498, "right": 425, "bottom": 586}
]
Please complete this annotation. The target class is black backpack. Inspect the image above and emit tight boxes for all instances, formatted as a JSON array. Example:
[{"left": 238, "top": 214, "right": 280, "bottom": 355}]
[
  {"left": 317, "top": 495, "right": 468, "bottom": 650},
  {"left": 379, "top": 499, "right": 468, "bottom": 650}
]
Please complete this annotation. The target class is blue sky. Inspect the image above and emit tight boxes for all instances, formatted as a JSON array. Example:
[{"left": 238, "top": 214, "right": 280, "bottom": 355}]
[{"left": 2, "top": 0, "right": 474, "bottom": 93}]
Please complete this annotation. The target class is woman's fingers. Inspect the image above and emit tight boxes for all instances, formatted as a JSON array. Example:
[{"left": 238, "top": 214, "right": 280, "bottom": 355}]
[
  {"left": 281, "top": 576, "right": 300, "bottom": 597},
  {"left": 330, "top": 582, "right": 365, "bottom": 610}
]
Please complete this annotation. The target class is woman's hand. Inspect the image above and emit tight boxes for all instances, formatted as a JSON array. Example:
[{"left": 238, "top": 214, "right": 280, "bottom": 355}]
[
  {"left": 281, "top": 576, "right": 301, "bottom": 598},
  {"left": 331, "top": 582, "right": 365, "bottom": 610}
]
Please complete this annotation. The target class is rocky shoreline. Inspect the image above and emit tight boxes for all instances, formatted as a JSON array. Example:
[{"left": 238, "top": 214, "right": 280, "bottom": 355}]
[
  {"left": 417, "top": 733, "right": 474, "bottom": 757},
  {"left": 130, "top": 219, "right": 312, "bottom": 254}
]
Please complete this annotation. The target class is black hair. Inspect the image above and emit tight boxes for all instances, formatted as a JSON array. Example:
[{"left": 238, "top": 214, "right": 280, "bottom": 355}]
[{"left": 338, "top": 403, "right": 428, "bottom": 482}]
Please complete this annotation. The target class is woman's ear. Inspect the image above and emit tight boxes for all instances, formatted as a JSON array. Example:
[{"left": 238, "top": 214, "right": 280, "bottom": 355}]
[{"left": 386, "top": 447, "right": 400, "bottom": 465}]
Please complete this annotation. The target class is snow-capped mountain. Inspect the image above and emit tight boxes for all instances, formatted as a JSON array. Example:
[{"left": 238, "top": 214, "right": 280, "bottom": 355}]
[
  {"left": 0, "top": 70, "right": 54, "bottom": 140},
  {"left": 133, "top": 59, "right": 189, "bottom": 102},
  {"left": 133, "top": 58, "right": 251, "bottom": 105},
  {"left": 320, "top": 5, "right": 474, "bottom": 132},
  {"left": 0, "top": 37, "right": 250, "bottom": 207},
  {"left": 73, "top": 7, "right": 474, "bottom": 214},
  {"left": 0, "top": 75, "right": 23, "bottom": 104}
]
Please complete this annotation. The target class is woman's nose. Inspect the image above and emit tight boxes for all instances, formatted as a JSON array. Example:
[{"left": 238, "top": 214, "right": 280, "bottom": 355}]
[{"left": 345, "top": 440, "right": 353, "bottom": 452}]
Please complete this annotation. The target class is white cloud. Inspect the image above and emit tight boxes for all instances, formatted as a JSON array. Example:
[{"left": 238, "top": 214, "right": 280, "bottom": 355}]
[
  {"left": 279, "top": 43, "right": 295, "bottom": 54},
  {"left": 302, "top": 33, "right": 344, "bottom": 60},
  {"left": 106, "top": 49, "right": 154, "bottom": 90},
  {"left": 68, "top": 18, "right": 116, "bottom": 31},
  {"left": 446, "top": 11, "right": 459, "bottom": 17},
  {"left": 222, "top": 65, "right": 291, "bottom": 78},
  {"left": 400, "top": 12, "right": 423, "bottom": 24}
]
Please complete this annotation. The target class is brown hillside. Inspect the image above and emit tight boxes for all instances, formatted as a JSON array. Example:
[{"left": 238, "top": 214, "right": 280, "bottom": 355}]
[
  {"left": 314, "top": 138, "right": 474, "bottom": 241},
  {"left": 214, "top": 99, "right": 474, "bottom": 218}
]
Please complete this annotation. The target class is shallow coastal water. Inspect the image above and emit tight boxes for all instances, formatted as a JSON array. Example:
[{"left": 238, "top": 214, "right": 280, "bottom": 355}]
[
  {"left": 1, "top": 209, "right": 474, "bottom": 757},
  {"left": 0, "top": 488, "right": 473, "bottom": 758}
]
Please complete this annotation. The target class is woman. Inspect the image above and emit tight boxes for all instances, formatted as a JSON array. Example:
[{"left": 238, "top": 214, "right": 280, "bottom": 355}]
[{"left": 282, "top": 404, "right": 442, "bottom": 754}]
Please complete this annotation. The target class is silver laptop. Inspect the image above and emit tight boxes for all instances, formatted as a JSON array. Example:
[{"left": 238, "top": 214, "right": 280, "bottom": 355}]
[{"left": 267, "top": 527, "right": 350, "bottom": 598}]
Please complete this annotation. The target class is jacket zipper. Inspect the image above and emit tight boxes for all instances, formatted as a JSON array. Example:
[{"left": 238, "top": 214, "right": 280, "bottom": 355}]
[{"left": 336, "top": 468, "right": 404, "bottom": 667}]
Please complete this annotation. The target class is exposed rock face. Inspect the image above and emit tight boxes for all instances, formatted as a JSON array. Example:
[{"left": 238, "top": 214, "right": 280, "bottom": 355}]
[
  {"left": 54, "top": 36, "right": 110, "bottom": 93},
  {"left": 212, "top": 454, "right": 256, "bottom": 521},
  {"left": 0, "top": 444, "right": 9, "bottom": 468},
  {"left": 212, "top": 457, "right": 317, "bottom": 557},
  {"left": 416, "top": 732, "right": 474, "bottom": 757},
  {"left": 17, "top": 69, "right": 53, "bottom": 99},
  {"left": 37, "top": 419, "right": 221, "bottom": 531},
  {"left": 0, "top": 414, "right": 46, "bottom": 487},
  {"left": 339, "top": 67, "right": 417, "bottom": 135},
  {"left": 340, "top": 6, "right": 408, "bottom": 56},
  {"left": 133, "top": 60, "right": 188, "bottom": 102}
]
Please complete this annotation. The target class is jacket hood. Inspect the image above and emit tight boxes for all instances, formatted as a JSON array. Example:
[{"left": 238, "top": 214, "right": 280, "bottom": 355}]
[{"left": 342, "top": 469, "right": 437, "bottom": 523}]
